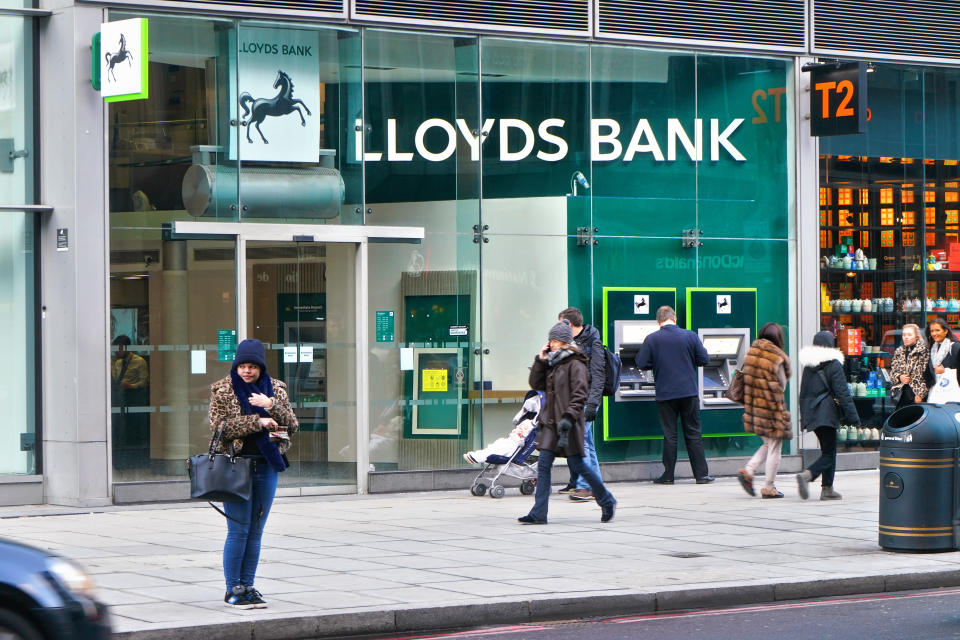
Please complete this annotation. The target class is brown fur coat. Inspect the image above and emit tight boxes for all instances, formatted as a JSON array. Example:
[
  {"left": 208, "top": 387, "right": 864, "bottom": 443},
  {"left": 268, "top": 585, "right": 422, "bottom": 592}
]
[{"left": 741, "top": 338, "right": 792, "bottom": 440}]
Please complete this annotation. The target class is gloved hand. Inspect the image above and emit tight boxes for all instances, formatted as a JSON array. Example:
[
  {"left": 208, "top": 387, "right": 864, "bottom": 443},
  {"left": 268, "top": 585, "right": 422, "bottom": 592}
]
[
  {"left": 584, "top": 404, "right": 598, "bottom": 422},
  {"left": 556, "top": 418, "right": 573, "bottom": 449}
]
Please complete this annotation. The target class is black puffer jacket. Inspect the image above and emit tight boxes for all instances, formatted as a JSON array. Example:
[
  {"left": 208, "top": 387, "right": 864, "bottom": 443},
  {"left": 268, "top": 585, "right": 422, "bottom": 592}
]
[
  {"left": 798, "top": 345, "right": 860, "bottom": 431},
  {"left": 529, "top": 349, "right": 589, "bottom": 457},
  {"left": 573, "top": 324, "right": 605, "bottom": 409}
]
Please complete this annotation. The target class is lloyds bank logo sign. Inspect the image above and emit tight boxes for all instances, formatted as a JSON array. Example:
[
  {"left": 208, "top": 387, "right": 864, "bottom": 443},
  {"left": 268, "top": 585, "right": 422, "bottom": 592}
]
[{"left": 356, "top": 117, "right": 747, "bottom": 163}]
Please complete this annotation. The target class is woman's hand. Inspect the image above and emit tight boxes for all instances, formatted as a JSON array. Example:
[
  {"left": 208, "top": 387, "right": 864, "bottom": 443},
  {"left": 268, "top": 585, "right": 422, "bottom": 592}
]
[
  {"left": 259, "top": 417, "right": 278, "bottom": 430},
  {"left": 538, "top": 344, "right": 549, "bottom": 361},
  {"left": 249, "top": 392, "right": 274, "bottom": 410},
  {"left": 936, "top": 364, "right": 946, "bottom": 375},
  {"left": 899, "top": 374, "right": 911, "bottom": 384}
]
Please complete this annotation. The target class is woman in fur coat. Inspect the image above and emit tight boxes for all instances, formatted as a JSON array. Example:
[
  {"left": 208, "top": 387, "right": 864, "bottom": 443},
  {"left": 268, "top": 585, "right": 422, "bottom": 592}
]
[
  {"left": 796, "top": 331, "right": 860, "bottom": 501},
  {"left": 737, "top": 323, "right": 792, "bottom": 499},
  {"left": 889, "top": 323, "right": 928, "bottom": 409}
]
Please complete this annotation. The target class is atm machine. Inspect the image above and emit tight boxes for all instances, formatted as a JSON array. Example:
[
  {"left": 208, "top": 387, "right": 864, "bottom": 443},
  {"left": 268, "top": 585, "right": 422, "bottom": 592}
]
[
  {"left": 613, "top": 319, "right": 661, "bottom": 401},
  {"left": 698, "top": 327, "right": 750, "bottom": 409}
]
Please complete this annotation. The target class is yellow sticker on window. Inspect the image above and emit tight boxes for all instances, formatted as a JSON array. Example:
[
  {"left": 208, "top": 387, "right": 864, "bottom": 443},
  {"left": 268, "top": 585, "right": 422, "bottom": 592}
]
[{"left": 422, "top": 369, "right": 448, "bottom": 392}]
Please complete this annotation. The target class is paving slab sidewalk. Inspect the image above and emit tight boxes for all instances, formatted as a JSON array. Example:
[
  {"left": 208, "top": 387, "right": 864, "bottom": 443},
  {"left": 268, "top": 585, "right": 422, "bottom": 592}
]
[{"left": 3, "top": 470, "right": 960, "bottom": 640}]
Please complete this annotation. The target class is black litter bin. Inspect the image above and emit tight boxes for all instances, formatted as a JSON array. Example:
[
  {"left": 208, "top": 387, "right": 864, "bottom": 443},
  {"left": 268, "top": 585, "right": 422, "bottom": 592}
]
[{"left": 879, "top": 403, "right": 960, "bottom": 551}]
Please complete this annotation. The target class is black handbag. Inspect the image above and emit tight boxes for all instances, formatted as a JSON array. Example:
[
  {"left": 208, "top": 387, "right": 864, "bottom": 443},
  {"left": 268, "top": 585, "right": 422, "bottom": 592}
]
[{"left": 187, "top": 422, "right": 252, "bottom": 503}]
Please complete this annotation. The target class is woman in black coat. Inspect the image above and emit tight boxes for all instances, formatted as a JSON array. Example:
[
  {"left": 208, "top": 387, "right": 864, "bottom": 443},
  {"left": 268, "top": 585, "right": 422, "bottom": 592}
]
[
  {"left": 519, "top": 321, "right": 617, "bottom": 525},
  {"left": 796, "top": 331, "right": 860, "bottom": 501}
]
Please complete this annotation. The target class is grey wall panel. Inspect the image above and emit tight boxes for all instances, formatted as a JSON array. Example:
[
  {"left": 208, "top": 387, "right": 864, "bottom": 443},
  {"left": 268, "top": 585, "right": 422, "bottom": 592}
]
[
  {"left": 76, "top": 0, "right": 347, "bottom": 18},
  {"left": 352, "top": 0, "right": 590, "bottom": 36},
  {"left": 814, "top": 0, "right": 960, "bottom": 61},
  {"left": 597, "top": 0, "right": 806, "bottom": 52}
]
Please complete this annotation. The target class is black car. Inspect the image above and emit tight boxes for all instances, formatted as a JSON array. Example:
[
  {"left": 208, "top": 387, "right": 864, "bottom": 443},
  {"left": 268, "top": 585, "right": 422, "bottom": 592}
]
[{"left": 0, "top": 537, "right": 112, "bottom": 639}]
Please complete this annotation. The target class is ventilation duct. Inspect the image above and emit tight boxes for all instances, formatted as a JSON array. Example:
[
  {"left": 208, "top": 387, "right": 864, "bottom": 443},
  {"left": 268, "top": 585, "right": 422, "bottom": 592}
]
[
  {"left": 813, "top": 0, "right": 960, "bottom": 62},
  {"left": 353, "top": 0, "right": 589, "bottom": 36},
  {"left": 182, "top": 165, "right": 345, "bottom": 219},
  {"left": 596, "top": 0, "right": 806, "bottom": 52}
]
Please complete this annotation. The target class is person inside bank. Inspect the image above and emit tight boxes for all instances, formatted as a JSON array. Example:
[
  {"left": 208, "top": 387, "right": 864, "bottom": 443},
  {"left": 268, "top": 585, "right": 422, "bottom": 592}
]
[
  {"left": 208, "top": 338, "right": 299, "bottom": 609},
  {"left": 634, "top": 305, "right": 714, "bottom": 485}
]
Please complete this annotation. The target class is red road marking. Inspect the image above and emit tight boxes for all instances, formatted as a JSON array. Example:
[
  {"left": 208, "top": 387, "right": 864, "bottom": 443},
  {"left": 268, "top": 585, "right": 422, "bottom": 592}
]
[{"left": 607, "top": 587, "right": 960, "bottom": 624}]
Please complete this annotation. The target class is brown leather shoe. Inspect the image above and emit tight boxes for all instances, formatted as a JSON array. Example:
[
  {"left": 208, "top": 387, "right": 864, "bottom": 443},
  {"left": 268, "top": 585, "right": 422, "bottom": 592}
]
[
  {"left": 569, "top": 489, "right": 594, "bottom": 501},
  {"left": 761, "top": 487, "right": 784, "bottom": 499}
]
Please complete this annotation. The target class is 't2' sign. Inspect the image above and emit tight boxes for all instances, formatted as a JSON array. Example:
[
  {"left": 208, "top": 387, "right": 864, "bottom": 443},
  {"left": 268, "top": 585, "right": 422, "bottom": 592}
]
[{"left": 809, "top": 62, "right": 868, "bottom": 136}]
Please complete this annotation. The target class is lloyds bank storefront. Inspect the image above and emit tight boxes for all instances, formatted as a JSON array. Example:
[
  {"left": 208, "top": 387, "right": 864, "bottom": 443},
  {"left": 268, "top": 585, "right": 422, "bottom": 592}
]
[{"left": 20, "top": 0, "right": 884, "bottom": 507}]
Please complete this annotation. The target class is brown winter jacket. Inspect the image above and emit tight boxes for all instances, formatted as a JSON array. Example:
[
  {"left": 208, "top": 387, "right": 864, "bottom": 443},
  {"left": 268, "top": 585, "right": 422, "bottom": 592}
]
[
  {"left": 529, "top": 350, "right": 589, "bottom": 458},
  {"left": 741, "top": 338, "right": 793, "bottom": 440},
  {"left": 207, "top": 375, "right": 299, "bottom": 456}
]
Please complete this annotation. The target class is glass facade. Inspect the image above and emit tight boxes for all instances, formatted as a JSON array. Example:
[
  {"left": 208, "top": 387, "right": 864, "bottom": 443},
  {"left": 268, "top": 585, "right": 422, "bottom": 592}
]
[
  {"left": 819, "top": 65, "right": 960, "bottom": 449},
  {"left": 107, "top": 13, "right": 795, "bottom": 487},
  {"left": 0, "top": 10, "right": 36, "bottom": 476}
]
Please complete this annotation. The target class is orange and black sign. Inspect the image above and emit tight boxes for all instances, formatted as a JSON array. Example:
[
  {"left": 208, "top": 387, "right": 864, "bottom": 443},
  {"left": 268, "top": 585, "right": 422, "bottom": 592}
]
[{"left": 809, "top": 62, "right": 868, "bottom": 136}]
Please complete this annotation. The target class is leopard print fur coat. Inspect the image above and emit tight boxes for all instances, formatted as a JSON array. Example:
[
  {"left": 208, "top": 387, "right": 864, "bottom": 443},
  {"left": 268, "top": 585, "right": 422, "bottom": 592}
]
[{"left": 207, "top": 375, "right": 299, "bottom": 455}]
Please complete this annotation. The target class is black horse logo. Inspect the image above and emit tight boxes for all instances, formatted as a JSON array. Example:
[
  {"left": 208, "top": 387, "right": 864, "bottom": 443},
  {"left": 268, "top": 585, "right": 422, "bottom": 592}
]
[
  {"left": 104, "top": 33, "right": 132, "bottom": 83},
  {"left": 635, "top": 298, "right": 647, "bottom": 311},
  {"left": 718, "top": 297, "right": 729, "bottom": 309},
  {"left": 238, "top": 70, "right": 312, "bottom": 144}
]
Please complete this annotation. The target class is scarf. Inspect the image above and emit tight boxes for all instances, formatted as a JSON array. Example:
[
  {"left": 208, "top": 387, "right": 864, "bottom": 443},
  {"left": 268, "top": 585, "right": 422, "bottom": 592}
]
[
  {"left": 931, "top": 338, "right": 954, "bottom": 368},
  {"left": 230, "top": 369, "right": 287, "bottom": 472},
  {"left": 546, "top": 348, "right": 575, "bottom": 367}
]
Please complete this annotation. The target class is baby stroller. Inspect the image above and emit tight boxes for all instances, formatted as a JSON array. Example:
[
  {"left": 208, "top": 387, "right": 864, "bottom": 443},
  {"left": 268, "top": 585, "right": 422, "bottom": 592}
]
[{"left": 469, "top": 390, "right": 543, "bottom": 499}]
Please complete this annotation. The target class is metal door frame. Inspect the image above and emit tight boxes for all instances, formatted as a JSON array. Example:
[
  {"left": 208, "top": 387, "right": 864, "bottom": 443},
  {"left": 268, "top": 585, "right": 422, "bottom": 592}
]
[{"left": 170, "top": 220, "right": 424, "bottom": 494}]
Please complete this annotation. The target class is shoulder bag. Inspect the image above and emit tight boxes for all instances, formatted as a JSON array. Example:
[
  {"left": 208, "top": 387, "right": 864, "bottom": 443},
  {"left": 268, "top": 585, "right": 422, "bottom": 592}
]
[
  {"left": 187, "top": 422, "right": 252, "bottom": 503},
  {"left": 724, "top": 368, "right": 745, "bottom": 404},
  {"left": 813, "top": 366, "right": 840, "bottom": 407}
]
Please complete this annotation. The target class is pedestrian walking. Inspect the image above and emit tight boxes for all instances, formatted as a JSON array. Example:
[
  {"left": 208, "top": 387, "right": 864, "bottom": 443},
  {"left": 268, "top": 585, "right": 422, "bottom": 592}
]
[
  {"left": 736, "top": 322, "right": 792, "bottom": 499},
  {"left": 556, "top": 307, "right": 605, "bottom": 502},
  {"left": 519, "top": 321, "right": 616, "bottom": 524},
  {"left": 889, "top": 323, "right": 928, "bottom": 410},
  {"left": 635, "top": 305, "right": 714, "bottom": 485},
  {"left": 797, "top": 331, "right": 859, "bottom": 500},
  {"left": 209, "top": 338, "right": 299, "bottom": 609}
]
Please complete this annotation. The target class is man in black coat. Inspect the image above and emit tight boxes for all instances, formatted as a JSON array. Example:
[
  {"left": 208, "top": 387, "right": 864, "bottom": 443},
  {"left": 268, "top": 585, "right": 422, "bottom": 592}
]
[
  {"left": 635, "top": 305, "right": 714, "bottom": 484},
  {"left": 558, "top": 308, "right": 606, "bottom": 501}
]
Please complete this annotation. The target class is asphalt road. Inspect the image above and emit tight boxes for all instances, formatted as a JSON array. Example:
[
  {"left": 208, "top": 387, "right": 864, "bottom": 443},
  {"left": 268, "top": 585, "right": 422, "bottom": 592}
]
[{"left": 352, "top": 588, "right": 960, "bottom": 640}]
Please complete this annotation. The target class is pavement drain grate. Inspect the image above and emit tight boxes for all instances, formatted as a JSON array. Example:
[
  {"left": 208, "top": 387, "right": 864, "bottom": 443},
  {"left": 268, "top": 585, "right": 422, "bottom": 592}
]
[{"left": 664, "top": 552, "right": 706, "bottom": 558}]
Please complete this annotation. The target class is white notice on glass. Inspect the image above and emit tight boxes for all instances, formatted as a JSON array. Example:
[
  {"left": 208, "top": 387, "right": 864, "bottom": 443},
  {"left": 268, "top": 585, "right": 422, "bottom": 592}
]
[
  {"left": 190, "top": 350, "right": 207, "bottom": 374},
  {"left": 283, "top": 346, "right": 298, "bottom": 363},
  {"left": 400, "top": 347, "right": 414, "bottom": 371},
  {"left": 299, "top": 346, "right": 313, "bottom": 363}
]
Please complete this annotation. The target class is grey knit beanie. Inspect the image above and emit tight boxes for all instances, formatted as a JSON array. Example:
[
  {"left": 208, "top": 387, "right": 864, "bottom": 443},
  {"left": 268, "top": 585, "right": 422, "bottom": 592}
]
[
  {"left": 548, "top": 321, "right": 573, "bottom": 344},
  {"left": 813, "top": 331, "right": 835, "bottom": 348}
]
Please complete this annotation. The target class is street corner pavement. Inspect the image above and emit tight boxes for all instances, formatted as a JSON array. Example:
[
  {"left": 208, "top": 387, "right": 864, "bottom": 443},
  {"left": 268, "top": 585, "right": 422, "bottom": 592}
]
[{"left": 4, "top": 470, "right": 960, "bottom": 639}]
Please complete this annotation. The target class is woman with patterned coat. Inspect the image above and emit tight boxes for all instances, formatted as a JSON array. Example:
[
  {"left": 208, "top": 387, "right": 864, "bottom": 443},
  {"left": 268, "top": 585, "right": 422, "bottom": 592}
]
[
  {"left": 209, "top": 338, "right": 298, "bottom": 610},
  {"left": 737, "top": 323, "right": 792, "bottom": 499},
  {"left": 889, "top": 323, "right": 928, "bottom": 410}
]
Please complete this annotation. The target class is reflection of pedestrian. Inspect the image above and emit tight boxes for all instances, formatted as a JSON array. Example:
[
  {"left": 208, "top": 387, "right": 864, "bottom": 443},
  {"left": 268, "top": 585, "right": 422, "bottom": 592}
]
[
  {"left": 635, "top": 306, "right": 713, "bottom": 485},
  {"left": 737, "top": 323, "right": 792, "bottom": 499},
  {"left": 111, "top": 335, "right": 148, "bottom": 402},
  {"left": 519, "top": 321, "right": 616, "bottom": 525},
  {"left": 209, "top": 339, "right": 298, "bottom": 609},
  {"left": 111, "top": 335, "right": 150, "bottom": 469}
]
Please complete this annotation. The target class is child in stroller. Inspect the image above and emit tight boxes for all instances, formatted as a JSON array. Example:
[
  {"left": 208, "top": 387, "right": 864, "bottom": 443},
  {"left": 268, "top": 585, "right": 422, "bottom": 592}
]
[{"left": 464, "top": 390, "right": 543, "bottom": 498}]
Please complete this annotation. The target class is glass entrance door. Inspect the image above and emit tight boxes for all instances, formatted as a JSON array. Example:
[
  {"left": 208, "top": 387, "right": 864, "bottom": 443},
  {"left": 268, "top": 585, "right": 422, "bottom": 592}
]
[{"left": 245, "top": 240, "right": 357, "bottom": 490}]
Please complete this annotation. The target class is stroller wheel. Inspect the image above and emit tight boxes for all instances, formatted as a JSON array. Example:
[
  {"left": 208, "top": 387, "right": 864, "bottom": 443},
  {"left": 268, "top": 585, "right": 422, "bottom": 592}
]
[
  {"left": 472, "top": 482, "right": 487, "bottom": 496},
  {"left": 489, "top": 485, "right": 505, "bottom": 499},
  {"left": 520, "top": 480, "right": 535, "bottom": 495}
]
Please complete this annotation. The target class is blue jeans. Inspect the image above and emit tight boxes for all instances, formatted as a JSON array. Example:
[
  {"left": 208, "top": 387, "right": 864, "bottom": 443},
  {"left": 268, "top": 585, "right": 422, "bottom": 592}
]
[
  {"left": 573, "top": 421, "right": 602, "bottom": 490},
  {"left": 527, "top": 449, "right": 615, "bottom": 522},
  {"left": 223, "top": 460, "right": 278, "bottom": 592}
]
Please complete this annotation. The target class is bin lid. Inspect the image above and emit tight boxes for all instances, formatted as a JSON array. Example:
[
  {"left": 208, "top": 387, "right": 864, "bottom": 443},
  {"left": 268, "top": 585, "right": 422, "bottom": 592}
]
[{"left": 882, "top": 402, "right": 960, "bottom": 447}]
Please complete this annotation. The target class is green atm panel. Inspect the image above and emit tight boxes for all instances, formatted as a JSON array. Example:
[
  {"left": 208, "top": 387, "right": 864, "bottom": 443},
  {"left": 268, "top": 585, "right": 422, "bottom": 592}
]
[{"left": 602, "top": 287, "right": 676, "bottom": 441}]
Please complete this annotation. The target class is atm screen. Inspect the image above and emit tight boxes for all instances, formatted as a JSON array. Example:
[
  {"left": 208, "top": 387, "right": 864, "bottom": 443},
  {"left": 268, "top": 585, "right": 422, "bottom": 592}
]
[
  {"left": 622, "top": 323, "right": 660, "bottom": 345},
  {"left": 703, "top": 336, "right": 742, "bottom": 357}
]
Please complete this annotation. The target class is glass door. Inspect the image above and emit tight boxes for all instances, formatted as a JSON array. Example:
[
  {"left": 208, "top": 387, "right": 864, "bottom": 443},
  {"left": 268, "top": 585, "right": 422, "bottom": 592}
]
[{"left": 245, "top": 240, "right": 357, "bottom": 490}]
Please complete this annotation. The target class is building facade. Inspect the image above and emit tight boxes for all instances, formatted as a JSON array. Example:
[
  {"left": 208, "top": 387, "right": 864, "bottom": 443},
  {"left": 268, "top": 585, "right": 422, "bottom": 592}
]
[{"left": 2, "top": 0, "right": 956, "bottom": 505}]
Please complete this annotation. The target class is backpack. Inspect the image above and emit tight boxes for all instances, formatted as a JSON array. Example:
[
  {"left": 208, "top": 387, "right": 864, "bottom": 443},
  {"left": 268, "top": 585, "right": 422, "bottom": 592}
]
[{"left": 601, "top": 346, "right": 622, "bottom": 397}]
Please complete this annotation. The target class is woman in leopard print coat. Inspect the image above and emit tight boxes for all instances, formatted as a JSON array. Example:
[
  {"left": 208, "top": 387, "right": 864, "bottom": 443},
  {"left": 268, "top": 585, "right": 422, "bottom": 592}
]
[
  {"left": 210, "top": 338, "right": 298, "bottom": 610},
  {"left": 890, "top": 323, "right": 928, "bottom": 409}
]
